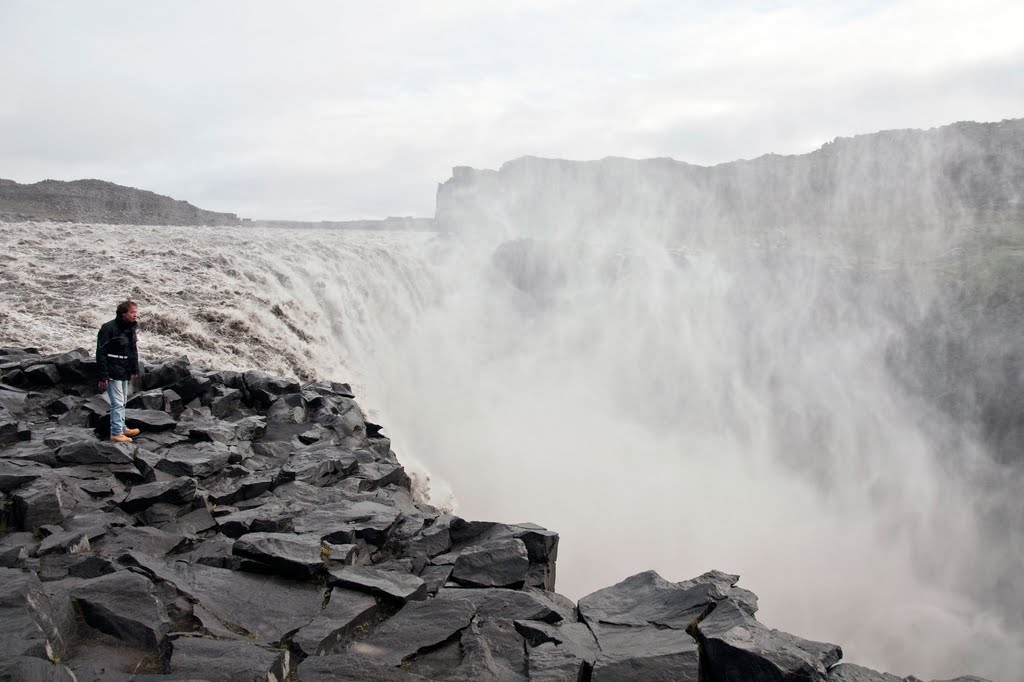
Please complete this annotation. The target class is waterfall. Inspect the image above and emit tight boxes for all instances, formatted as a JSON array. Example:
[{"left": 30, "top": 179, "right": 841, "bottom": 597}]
[{"left": 2, "top": 218, "right": 1021, "bottom": 680}]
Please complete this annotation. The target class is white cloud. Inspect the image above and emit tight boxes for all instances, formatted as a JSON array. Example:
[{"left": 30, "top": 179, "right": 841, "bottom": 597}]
[{"left": 1, "top": 0, "right": 1022, "bottom": 218}]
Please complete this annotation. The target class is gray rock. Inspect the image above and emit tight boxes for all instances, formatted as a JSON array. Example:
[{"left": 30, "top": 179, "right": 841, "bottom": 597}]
[
  {"left": 349, "top": 596, "right": 476, "bottom": 667},
  {"left": 828, "top": 663, "right": 904, "bottom": 681},
  {"left": 696, "top": 598, "right": 842, "bottom": 682},
  {"left": 11, "top": 475, "right": 79, "bottom": 530},
  {"left": 205, "top": 471, "right": 276, "bottom": 505},
  {"left": 126, "top": 389, "right": 166, "bottom": 411},
  {"left": 0, "top": 460, "right": 48, "bottom": 492},
  {"left": 121, "top": 476, "right": 197, "bottom": 513},
  {"left": 54, "top": 439, "right": 134, "bottom": 467},
  {"left": 232, "top": 532, "right": 325, "bottom": 579},
  {"left": 297, "top": 655, "right": 431, "bottom": 681},
  {"left": 0, "top": 656, "right": 79, "bottom": 681},
  {"left": 125, "top": 554, "right": 326, "bottom": 644},
  {"left": 0, "top": 568, "right": 76, "bottom": 661},
  {"left": 587, "top": 622, "right": 700, "bottom": 681},
  {"left": 67, "top": 570, "right": 169, "bottom": 650},
  {"left": 215, "top": 498, "right": 308, "bottom": 538},
  {"left": 125, "top": 408, "right": 178, "bottom": 432},
  {"left": 437, "top": 587, "right": 566, "bottom": 623},
  {"left": 450, "top": 537, "right": 530, "bottom": 588},
  {"left": 328, "top": 565, "right": 427, "bottom": 603},
  {"left": 168, "top": 636, "right": 291, "bottom": 682},
  {"left": 578, "top": 569, "right": 718, "bottom": 629},
  {"left": 93, "top": 524, "right": 188, "bottom": 560},
  {"left": 38, "top": 526, "right": 104, "bottom": 555},
  {"left": 155, "top": 442, "right": 231, "bottom": 478},
  {"left": 292, "top": 587, "right": 381, "bottom": 656},
  {"left": 291, "top": 499, "right": 402, "bottom": 546}
]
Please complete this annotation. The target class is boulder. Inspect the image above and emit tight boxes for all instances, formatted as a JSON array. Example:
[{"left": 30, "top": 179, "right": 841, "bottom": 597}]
[
  {"left": 292, "top": 587, "right": 381, "bottom": 656},
  {"left": 328, "top": 565, "right": 427, "bottom": 603},
  {"left": 695, "top": 598, "right": 842, "bottom": 682},
  {"left": 121, "top": 476, "right": 197, "bottom": 513},
  {"left": 125, "top": 408, "right": 178, "bottom": 432},
  {"left": 167, "top": 636, "right": 291, "bottom": 681},
  {"left": 54, "top": 440, "right": 135, "bottom": 467},
  {"left": 66, "top": 570, "right": 169, "bottom": 650},
  {"left": 450, "top": 537, "right": 530, "bottom": 589},
  {"left": 232, "top": 532, "right": 325, "bottom": 579},
  {"left": 125, "top": 555, "right": 325, "bottom": 644},
  {"left": 291, "top": 500, "right": 402, "bottom": 546},
  {"left": 154, "top": 442, "right": 231, "bottom": 478},
  {"left": 578, "top": 569, "right": 720, "bottom": 629},
  {"left": 347, "top": 596, "right": 476, "bottom": 667},
  {"left": 0, "top": 568, "right": 77, "bottom": 661}
]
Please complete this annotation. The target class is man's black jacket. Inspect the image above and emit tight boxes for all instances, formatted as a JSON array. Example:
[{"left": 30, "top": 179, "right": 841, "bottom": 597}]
[{"left": 96, "top": 317, "right": 139, "bottom": 380}]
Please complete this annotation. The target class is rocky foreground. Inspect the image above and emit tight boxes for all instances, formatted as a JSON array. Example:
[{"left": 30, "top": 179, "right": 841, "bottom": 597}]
[{"left": 0, "top": 348, "right": 990, "bottom": 681}]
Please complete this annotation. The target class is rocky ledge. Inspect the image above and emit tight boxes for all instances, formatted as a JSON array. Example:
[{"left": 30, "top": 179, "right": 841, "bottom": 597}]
[{"left": 0, "top": 347, "right": 990, "bottom": 681}]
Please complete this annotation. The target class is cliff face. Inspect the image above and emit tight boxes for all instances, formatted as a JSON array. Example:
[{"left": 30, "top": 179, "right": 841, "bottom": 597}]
[
  {"left": 435, "top": 119, "right": 1024, "bottom": 244},
  {"left": 0, "top": 347, "right": 991, "bottom": 681},
  {"left": 0, "top": 178, "right": 241, "bottom": 226}
]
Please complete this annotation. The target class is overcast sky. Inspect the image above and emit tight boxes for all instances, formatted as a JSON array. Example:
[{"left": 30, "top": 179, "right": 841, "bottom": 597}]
[{"left": 2, "top": 0, "right": 1023, "bottom": 220}]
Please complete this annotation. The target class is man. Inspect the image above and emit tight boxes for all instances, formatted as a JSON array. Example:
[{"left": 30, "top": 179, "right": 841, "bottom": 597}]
[{"left": 97, "top": 300, "right": 141, "bottom": 443}]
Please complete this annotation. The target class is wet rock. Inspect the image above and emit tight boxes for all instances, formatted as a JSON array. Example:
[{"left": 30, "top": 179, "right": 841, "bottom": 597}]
[
  {"left": 11, "top": 475, "right": 80, "bottom": 530},
  {"left": 37, "top": 526, "right": 103, "bottom": 556},
  {"left": 450, "top": 537, "right": 530, "bottom": 589},
  {"left": 328, "top": 565, "right": 427, "bottom": 603},
  {"left": 695, "top": 598, "right": 842, "bottom": 682},
  {"left": 121, "top": 476, "right": 197, "bottom": 513},
  {"left": 126, "top": 389, "right": 166, "bottom": 411},
  {"left": 209, "top": 386, "right": 242, "bottom": 418}
]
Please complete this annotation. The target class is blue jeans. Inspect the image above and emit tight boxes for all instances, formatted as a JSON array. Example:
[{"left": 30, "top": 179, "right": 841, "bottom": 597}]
[{"left": 107, "top": 379, "right": 129, "bottom": 436}]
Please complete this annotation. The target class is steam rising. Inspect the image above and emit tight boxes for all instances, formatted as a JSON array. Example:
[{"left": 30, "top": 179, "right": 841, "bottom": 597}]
[{"left": 2, "top": 159, "right": 1022, "bottom": 682}]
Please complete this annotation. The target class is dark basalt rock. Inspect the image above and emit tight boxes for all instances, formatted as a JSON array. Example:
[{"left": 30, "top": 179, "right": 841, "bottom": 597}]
[
  {"left": 695, "top": 598, "right": 842, "bottom": 682},
  {"left": 0, "top": 348, "right": 993, "bottom": 682},
  {"left": 232, "top": 531, "right": 325, "bottom": 579},
  {"left": 292, "top": 587, "right": 381, "bottom": 656},
  {"left": 328, "top": 565, "right": 428, "bottom": 603},
  {"left": 450, "top": 536, "right": 530, "bottom": 588},
  {"left": 167, "top": 636, "right": 291, "bottom": 681},
  {"left": 63, "top": 570, "right": 169, "bottom": 650}
]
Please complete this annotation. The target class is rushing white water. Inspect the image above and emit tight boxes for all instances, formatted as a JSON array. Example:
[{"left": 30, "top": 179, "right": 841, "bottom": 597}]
[{"left": 1, "top": 219, "right": 1021, "bottom": 680}]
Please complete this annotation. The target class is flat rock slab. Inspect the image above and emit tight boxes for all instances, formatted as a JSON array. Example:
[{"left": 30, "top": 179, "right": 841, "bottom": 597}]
[
  {"left": 64, "top": 570, "right": 170, "bottom": 650},
  {"left": 291, "top": 500, "right": 402, "bottom": 546},
  {"left": 155, "top": 442, "right": 231, "bottom": 478},
  {"left": 579, "top": 569, "right": 719, "bottom": 629},
  {"left": 168, "top": 636, "right": 291, "bottom": 681},
  {"left": 54, "top": 440, "right": 134, "bottom": 467},
  {"left": 588, "top": 622, "right": 700, "bottom": 681},
  {"left": 292, "top": 587, "right": 381, "bottom": 656},
  {"left": 232, "top": 532, "right": 325, "bottom": 579},
  {"left": 0, "top": 568, "right": 77, "bottom": 661},
  {"left": 125, "top": 408, "right": 178, "bottom": 432},
  {"left": 121, "top": 476, "right": 197, "bottom": 513},
  {"left": 349, "top": 596, "right": 476, "bottom": 667},
  {"left": 437, "top": 587, "right": 566, "bottom": 624},
  {"left": 696, "top": 598, "right": 842, "bottom": 682},
  {"left": 328, "top": 565, "right": 427, "bottom": 603},
  {"left": 126, "top": 554, "right": 326, "bottom": 644},
  {"left": 450, "top": 537, "right": 530, "bottom": 588},
  {"left": 297, "top": 654, "right": 432, "bottom": 681}
]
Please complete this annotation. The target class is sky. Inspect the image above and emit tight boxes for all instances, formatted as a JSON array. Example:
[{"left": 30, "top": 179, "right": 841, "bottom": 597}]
[{"left": 2, "top": 0, "right": 1023, "bottom": 221}]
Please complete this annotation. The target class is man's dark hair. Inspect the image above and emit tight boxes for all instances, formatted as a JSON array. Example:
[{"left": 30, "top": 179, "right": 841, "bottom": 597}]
[{"left": 116, "top": 300, "right": 137, "bottom": 316}]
